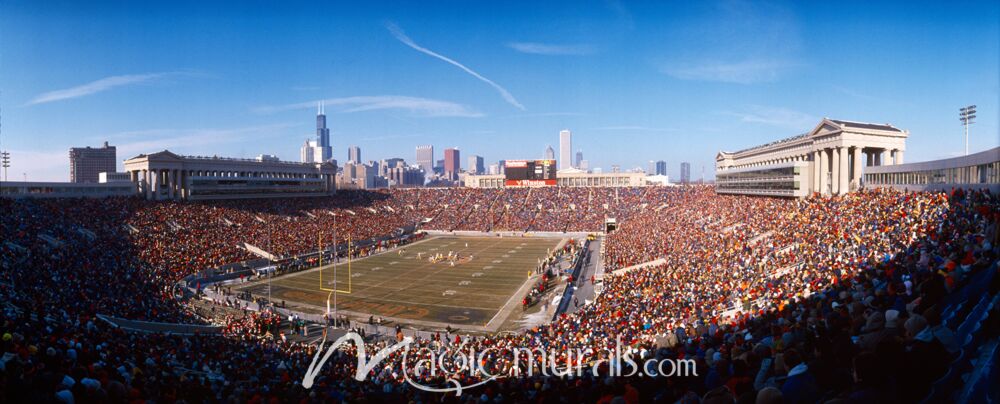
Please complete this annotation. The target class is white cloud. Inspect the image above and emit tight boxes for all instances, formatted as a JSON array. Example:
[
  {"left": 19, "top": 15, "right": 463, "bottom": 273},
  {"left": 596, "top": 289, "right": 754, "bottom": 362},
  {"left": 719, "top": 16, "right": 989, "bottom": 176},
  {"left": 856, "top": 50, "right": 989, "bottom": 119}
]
[
  {"left": 507, "top": 42, "right": 595, "bottom": 56},
  {"left": 26, "top": 71, "right": 189, "bottom": 105},
  {"left": 255, "top": 96, "right": 483, "bottom": 118},
  {"left": 723, "top": 105, "right": 817, "bottom": 129},
  {"left": 662, "top": 60, "right": 794, "bottom": 84},
  {"left": 385, "top": 21, "right": 525, "bottom": 110}
]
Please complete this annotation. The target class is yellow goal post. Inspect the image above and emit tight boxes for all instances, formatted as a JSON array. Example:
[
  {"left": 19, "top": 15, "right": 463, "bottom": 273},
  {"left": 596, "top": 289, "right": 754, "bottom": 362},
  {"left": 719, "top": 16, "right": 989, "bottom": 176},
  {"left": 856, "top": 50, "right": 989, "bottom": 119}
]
[{"left": 318, "top": 233, "right": 352, "bottom": 294}]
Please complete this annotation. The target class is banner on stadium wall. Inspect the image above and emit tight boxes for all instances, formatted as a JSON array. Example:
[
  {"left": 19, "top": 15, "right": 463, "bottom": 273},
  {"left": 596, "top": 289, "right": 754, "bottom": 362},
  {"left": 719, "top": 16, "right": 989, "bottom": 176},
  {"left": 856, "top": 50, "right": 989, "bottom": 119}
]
[{"left": 505, "top": 179, "right": 557, "bottom": 187}]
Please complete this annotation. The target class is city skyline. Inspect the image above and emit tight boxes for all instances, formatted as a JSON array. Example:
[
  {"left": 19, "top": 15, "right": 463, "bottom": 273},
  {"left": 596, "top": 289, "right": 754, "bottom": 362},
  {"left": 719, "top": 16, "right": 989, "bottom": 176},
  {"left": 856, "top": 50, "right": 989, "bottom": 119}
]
[{"left": 1, "top": 1, "right": 998, "bottom": 181}]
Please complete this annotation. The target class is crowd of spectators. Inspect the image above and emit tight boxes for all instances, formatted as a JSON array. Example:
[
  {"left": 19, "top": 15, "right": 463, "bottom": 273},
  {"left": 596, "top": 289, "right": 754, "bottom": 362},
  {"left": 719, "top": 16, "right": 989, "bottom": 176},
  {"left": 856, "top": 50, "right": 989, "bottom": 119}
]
[{"left": 1, "top": 186, "right": 998, "bottom": 403}]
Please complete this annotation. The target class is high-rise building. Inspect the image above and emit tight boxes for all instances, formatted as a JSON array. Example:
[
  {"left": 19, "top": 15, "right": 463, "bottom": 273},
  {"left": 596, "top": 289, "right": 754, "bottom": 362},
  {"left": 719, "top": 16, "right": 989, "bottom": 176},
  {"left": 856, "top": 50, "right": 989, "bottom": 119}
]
[
  {"left": 348, "top": 146, "right": 361, "bottom": 164},
  {"left": 611, "top": 165, "right": 621, "bottom": 173},
  {"left": 544, "top": 145, "right": 555, "bottom": 160},
  {"left": 301, "top": 103, "right": 333, "bottom": 163},
  {"left": 444, "top": 148, "right": 460, "bottom": 180},
  {"left": 316, "top": 103, "right": 331, "bottom": 161},
  {"left": 681, "top": 162, "right": 691, "bottom": 183},
  {"left": 300, "top": 139, "right": 316, "bottom": 163},
  {"left": 415, "top": 145, "right": 434, "bottom": 174},
  {"left": 498, "top": 160, "right": 506, "bottom": 175},
  {"left": 379, "top": 158, "right": 405, "bottom": 177},
  {"left": 387, "top": 164, "right": 425, "bottom": 187},
  {"left": 69, "top": 141, "right": 116, "bottom": 183},
  {"left": 576, "top": 150, "right": 584, "bottom": 168},
  {"left": 488, "top": 163, "right": 499, "bottom": 175},
  {"left": 340, "top": 162, "right": 378, "bottom": 189},
  {"left": 579, "top": 160, "right": 589, "bottom": 171},
  {"left": 655, "top": 160, "right": 667, "bottom": 176},
  {"left": 559, "top": 130, "right": 572, "bottom": 170},
  {"left": 468, "top": 155, "right": 484, "bottom": 175}
]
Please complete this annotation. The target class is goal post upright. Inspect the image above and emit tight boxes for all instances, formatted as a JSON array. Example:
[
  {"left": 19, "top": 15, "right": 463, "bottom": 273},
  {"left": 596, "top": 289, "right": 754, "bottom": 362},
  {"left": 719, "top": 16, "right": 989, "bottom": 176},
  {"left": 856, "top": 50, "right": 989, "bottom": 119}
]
[{"left": 319, "top": 232, "right": 351, "bottom": 294}]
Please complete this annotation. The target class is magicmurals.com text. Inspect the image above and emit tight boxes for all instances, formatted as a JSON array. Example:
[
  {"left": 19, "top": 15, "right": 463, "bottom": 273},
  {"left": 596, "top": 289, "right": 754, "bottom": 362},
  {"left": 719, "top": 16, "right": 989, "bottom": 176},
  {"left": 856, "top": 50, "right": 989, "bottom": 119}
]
[{"left": 300, "top": 332, "right": 698, "bottom": 396}]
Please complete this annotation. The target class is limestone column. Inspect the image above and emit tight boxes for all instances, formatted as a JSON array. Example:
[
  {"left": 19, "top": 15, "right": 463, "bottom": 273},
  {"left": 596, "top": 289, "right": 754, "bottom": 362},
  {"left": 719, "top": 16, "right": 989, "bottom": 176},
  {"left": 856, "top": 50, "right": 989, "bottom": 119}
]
[
  {"left": 831, "top": 148, "right": 841, "bottom": 195},
  {"left": 838, "top": 147, "right": 849, "bottom": 194},
  {"left": 813, "top": 151, "right": 821, "bottom": 193},
  {"left": 143, "top": 170, "right": 151, "bottom": 200},
  {"left": 129, "top": 171, "right": 138, "bottom": 194},
  {"left": 894, "top": 149, "right": 904, "bottom": 165},
  {"left": 818, "top": 150, "right": 828, "bottom": 195},
  {"left": 150, "top": 169, "right": 159, "bottom": 200},
  {"left": 852, "top": 147, "right": 864, "bottom": 190},
  {"left": 167, "top": 170, "right": 175, "bottom": 200}
]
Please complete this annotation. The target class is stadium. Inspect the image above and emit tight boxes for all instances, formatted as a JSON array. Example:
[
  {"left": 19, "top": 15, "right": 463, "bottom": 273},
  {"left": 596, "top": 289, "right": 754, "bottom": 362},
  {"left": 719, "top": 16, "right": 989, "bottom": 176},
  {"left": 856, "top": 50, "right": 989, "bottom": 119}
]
[
  {"left": 3, "top": 180, "right": 999, "bottom": 402},
  {"left": 3, "top": 2, "right": 1000, "bottom": 403}
]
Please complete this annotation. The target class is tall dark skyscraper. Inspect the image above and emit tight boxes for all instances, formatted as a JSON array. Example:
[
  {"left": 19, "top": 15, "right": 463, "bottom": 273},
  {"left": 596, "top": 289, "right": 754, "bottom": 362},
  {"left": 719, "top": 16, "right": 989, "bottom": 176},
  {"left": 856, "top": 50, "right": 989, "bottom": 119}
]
[
  {"left": 301, "top": 103, "right": 333, "bottom": 163},
  {"left": 575, "top": 150, "right": 583, "bottom": 168},
  {"left": 680, "top": 162, "right": 691, "bottom": 183},
  {"left": 316, "top": 103, "right": 331, "bottom": 161},
  {"left": 652, "top": 160, "right": 667, "bottom": 176}
]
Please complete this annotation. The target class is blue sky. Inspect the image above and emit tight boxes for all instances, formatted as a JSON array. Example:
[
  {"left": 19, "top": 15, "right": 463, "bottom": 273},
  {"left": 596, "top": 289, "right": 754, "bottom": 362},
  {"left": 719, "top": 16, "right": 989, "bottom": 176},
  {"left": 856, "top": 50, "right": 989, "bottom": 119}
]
[{"left": 1, "top": 0, "right": 997, "bottom": 181}]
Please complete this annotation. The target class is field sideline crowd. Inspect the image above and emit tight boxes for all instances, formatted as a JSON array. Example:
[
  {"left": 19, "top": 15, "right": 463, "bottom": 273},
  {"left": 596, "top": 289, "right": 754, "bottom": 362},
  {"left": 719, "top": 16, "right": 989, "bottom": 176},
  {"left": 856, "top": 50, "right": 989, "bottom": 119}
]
[{"left": 1, "top": 186, "right": 998, "bottom": 403}]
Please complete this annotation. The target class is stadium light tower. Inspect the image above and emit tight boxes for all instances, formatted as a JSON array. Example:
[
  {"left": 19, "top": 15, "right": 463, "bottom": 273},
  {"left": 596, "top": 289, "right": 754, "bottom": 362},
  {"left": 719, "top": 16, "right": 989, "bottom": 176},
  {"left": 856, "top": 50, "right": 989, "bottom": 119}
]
[
  {"left": 959, "top": 105, "right": 976, "bottom": 156},
  {"left": 1, "top": 151, "right": 10, "bottom": 183}
]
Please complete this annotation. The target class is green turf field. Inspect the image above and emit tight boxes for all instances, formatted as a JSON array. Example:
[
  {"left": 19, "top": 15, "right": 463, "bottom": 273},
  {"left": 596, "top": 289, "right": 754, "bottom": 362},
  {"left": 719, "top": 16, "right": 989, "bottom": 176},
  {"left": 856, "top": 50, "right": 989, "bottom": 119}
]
[{"left": 238, "top": 236, "right": 561, "bottom": 328}]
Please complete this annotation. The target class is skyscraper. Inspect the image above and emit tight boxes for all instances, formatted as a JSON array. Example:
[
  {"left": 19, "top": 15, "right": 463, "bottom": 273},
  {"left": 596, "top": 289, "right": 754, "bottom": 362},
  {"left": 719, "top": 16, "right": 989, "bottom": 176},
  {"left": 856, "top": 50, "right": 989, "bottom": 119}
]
[
  {"left": 348, "top": 146, "right": 361, "bottom": 164},
  {"left": 315, "top": 102, "right": 331, "bottom": 161},
  {"left": 559, "top": 130, "right": 572, "bottom": 170},
  {"left": 444, "top": 148, "right": 460, "bottom": 180},
  {"left": 544, "top": 145, "right": 555, "bottom": 160},
  {"left": 300, "top": 139, "right": 315, "bottom": 163},
  {"left": 69, "top": 141, "right": 116, "bottom": 183},
  {"left": 415, "top": 145, "right": 434, "bottom": 174},
  {"left": 680, "top": 162, "right": 691, "bottom": 183},
  {"left": 576, "top": 150, "right": 583, "bottom": 168},
  {"left": 655, "top": 160, "right": 667, "bottom": 176},
  {"left": 468, "top": 155, "right": 484, "bottom": 175},
  {"left": 301, "top": 103, "right": 333, "bottom": 163}
]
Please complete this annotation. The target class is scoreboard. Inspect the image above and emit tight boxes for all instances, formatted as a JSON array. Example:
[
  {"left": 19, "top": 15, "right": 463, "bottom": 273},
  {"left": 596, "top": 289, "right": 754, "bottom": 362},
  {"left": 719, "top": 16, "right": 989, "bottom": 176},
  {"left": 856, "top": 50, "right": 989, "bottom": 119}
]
[{"left": 504, "top": 159, "right": 557, "bottom": 187}]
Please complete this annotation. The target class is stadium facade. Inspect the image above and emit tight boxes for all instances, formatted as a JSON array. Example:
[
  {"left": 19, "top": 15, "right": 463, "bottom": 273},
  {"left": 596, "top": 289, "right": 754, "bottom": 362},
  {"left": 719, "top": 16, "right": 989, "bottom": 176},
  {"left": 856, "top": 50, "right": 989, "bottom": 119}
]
[
  {"left": 123, "top": 150, "right": 337, "bottom": 200},
  {"left": 716, "top": 118, "right": 908, "bottom": 198},
  {"left": 865, "top": 147, "right": 1000, "bottom": 193}
]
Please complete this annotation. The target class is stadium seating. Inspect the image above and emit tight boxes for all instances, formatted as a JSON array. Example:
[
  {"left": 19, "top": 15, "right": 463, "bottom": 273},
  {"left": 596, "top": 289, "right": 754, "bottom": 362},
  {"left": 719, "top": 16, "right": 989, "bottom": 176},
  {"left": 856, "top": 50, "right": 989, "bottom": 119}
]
[{"left": 1, "top": 186, "right": 997, "bottom": 402}]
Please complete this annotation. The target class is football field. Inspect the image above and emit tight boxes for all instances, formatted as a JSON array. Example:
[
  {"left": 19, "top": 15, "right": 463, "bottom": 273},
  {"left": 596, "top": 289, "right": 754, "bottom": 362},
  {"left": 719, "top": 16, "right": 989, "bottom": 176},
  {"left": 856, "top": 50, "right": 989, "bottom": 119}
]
[{"left": 237, "top": 236, "right": 561, "bottom": 329}]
